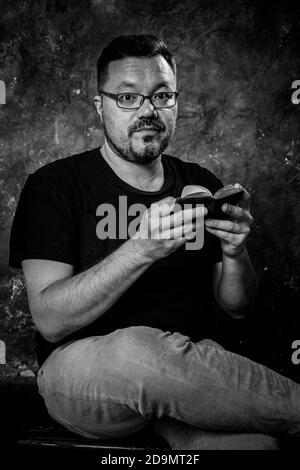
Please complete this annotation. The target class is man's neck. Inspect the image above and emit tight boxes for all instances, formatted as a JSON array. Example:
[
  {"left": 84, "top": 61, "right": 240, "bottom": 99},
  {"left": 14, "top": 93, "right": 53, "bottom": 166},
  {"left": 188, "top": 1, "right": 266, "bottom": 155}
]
[{"left": 100, "top": 140, "right": 165, "bottom": 192}]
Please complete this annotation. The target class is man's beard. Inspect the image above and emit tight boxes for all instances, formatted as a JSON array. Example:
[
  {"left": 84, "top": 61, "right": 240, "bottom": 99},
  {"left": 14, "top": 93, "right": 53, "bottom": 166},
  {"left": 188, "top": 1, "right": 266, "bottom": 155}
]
[{"left": 102, "top": 118, "right": 173, "bottom": 164}]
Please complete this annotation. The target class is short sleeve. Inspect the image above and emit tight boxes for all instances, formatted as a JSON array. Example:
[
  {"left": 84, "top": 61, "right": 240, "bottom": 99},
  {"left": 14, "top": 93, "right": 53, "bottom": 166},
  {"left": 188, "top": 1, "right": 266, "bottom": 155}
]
[{"left": 9, "top": 172, "right": 77, "bottom": 269}]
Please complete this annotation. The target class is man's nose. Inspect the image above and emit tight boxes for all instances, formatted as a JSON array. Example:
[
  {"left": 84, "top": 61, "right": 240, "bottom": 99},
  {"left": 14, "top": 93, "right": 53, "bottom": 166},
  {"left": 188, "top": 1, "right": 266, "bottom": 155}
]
[{"left": 137, "top": 97, "right": 158, "bottom": 118}]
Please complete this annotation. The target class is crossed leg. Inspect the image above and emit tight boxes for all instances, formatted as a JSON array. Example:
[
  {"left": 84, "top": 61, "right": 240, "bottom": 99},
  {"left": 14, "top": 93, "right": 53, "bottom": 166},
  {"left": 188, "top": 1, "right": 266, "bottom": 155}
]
[{"left": 37, "top": 326, "right": 299, "bottom": 449}]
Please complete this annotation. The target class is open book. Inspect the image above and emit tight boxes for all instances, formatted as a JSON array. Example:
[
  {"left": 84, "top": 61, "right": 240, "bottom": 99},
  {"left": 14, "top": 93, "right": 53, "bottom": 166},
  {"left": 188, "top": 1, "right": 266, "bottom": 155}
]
[{"left": 176, "top": 184, "right": 244, "bottom": 219}]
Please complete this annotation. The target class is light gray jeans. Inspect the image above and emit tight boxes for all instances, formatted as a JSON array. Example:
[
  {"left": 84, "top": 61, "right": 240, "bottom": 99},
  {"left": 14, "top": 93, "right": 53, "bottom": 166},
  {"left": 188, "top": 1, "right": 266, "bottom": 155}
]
[{"left": 37, "top": 326, "right": 300, "bottom": 446}]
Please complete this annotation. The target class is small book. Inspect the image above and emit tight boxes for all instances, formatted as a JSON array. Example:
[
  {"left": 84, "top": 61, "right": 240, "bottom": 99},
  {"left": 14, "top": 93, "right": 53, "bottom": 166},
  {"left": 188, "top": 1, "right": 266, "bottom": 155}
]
[{"left": 175, "top": 184, "right": 244, "bottom": 219}]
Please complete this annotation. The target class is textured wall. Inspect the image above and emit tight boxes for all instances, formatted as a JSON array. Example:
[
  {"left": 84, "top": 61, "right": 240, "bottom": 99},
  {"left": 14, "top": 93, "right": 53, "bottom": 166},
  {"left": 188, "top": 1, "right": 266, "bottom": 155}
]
[{"left": 0, "top": 0, "right": 299, "bottom": 376}]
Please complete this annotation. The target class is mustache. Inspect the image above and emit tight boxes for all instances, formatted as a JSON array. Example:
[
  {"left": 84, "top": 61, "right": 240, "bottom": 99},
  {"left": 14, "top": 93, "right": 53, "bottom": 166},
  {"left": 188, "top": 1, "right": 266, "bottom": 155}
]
[{"left": 128, "top": 118, "right": 166, "bottom": 136}]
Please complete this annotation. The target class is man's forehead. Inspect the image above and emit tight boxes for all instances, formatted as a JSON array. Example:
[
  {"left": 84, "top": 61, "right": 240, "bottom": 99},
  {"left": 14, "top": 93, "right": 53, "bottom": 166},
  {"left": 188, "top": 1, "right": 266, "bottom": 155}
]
[{"left": 105, "top": 56, "right": 176, "bottom": 90}]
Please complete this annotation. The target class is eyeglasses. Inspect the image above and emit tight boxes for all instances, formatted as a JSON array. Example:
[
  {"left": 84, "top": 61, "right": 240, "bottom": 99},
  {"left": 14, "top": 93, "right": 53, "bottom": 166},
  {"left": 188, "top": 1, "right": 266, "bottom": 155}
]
[{"left": 99, "top": 90, "right": 179, "bottom": 109}]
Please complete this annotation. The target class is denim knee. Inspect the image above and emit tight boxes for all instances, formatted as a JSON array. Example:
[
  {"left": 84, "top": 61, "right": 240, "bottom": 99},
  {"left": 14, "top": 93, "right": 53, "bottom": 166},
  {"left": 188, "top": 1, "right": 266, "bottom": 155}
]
[
  {"left": 110, "top": 326, "right": 193, "bottom": 370},
  {"left": 107, "top": 326, "right": 164, "bottom": 370}
]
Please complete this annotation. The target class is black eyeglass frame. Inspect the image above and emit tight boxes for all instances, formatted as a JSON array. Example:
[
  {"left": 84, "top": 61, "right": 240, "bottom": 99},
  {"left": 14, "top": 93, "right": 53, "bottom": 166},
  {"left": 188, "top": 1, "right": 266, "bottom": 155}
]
[{"left": 99, "top": 90, "right": 179, "bottom": 109}]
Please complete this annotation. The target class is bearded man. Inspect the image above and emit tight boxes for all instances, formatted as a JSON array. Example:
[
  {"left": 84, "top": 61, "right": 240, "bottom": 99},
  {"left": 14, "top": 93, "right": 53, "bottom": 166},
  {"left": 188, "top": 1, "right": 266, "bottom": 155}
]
[{"left": 9, "top": 35, "right": 300, "bottom": 450}]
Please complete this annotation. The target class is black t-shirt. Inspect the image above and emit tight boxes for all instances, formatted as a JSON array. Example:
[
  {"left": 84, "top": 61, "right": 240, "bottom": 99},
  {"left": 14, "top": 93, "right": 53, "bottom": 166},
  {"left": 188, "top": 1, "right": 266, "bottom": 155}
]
[{"left": 9, "top": 147, "right": 223, "bottom": 366}]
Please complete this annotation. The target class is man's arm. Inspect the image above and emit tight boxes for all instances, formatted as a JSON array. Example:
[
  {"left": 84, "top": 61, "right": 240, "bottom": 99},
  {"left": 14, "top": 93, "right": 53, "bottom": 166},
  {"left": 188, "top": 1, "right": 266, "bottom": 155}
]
[
  {"left": 22, "top": 240, "right": 154, "bottom": 343},
  {"left": 22, "top": 197, "right": 205, "bottom": 343},
  {"left": 212, "top": 250, "right": 258, "bottom": 318},
  {"left": 206, "top": 185, "right": 258, "bottom": 318}
]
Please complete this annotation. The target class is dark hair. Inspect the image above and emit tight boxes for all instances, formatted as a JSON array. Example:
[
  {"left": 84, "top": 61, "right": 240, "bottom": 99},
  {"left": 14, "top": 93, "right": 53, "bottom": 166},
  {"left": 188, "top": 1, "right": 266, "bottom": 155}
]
[{"left": 97, "top": 34, "right": 176, "bottom": 92}]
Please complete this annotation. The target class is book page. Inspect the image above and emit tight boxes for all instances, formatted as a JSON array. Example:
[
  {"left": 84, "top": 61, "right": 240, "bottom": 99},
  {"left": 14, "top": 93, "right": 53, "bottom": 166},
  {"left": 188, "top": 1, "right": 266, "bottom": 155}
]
[
  {"left": 181, "top": 185, "right": 212, "bottom": 198},
  {"left": 214, "top": 184, "right": 242, "bottom": 199}
]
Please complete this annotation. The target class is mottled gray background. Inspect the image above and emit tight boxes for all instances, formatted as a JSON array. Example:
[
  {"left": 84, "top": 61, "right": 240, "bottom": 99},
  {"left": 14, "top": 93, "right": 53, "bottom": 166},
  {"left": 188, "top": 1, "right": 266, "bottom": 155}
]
[{"left": 0, "top": 0, "right": 299, "bottom": 378}]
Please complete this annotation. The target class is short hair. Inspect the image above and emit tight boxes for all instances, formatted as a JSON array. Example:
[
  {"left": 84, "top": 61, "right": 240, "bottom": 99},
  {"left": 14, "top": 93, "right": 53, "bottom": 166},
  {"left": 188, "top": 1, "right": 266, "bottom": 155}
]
[{"left": 97, "top": 34, "right": 176, "bottom": 92}]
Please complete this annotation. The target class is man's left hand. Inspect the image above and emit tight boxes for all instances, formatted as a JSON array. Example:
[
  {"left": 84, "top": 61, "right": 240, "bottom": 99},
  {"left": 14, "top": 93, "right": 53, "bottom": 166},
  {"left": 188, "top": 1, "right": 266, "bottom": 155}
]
[{"left": 204, "top": 184, "right": 253, "bottom": 258}]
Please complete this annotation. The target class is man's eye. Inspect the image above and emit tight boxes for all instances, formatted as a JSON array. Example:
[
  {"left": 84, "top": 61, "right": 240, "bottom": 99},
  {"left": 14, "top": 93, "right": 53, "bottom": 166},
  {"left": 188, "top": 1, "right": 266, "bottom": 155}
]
[
  {"left": 153, "top": 93, "right": 173, "bottom": 104},
  {"left": 118, "top": 94, "right": 137, "bottom": 103},
  {"left": 155, "top": 93, "right": 170, "bottom": 100}
]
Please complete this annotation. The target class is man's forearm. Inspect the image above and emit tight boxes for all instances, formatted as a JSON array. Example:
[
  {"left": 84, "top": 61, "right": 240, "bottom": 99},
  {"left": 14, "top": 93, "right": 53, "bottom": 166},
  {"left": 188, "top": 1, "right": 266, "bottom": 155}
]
[
  {"left": 216, "top": 248, "right": 258, "bottom": 318},
  {"left": 37, "top": 239, "right": 154, "bottom": 342}
]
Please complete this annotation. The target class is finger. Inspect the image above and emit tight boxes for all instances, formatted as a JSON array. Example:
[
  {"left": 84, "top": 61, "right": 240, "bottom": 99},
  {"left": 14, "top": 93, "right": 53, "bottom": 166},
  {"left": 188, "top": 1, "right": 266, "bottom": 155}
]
[
  {"left": 159, "top": 224, "right": 190, "bottom": 240},
  {"left": 221, "top": 203, "right": 253, "bottom": 225},
  {"left": 150, "top": 198, "right": 177, "bottom": 216},
  {"left": 234, "top": 183, "right": 250, "bottom": 211},
  {"left": 205, "top": 218, "right": 249, "bottom": 234},
  {"left": 163, "top": 206, "right": 206, "bottom": 230},
  {"left": 205, "top": 226, "right": 242, "bottom": 243},
  {"left": 159, "top": 221, "right": 201, "bottom": 240},
  {"left": 159, "top": 216, "right": 204, "bottom": 239},
  {"left": 157, "top": 196, "right": 177, "bottom": 206},
  {"left": 174, "top": 222, "right": 203, "bottom": 240},
  {"left": 175, "top": 205, "right": 206, "bottom": 222},
  {"left": 151, "top": 200, "right": 205, "bottom": 219}
]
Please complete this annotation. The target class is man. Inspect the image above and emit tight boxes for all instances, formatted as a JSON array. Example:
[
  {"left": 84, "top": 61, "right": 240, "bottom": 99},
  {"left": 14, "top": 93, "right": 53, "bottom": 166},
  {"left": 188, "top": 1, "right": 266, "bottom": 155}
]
[{"left": 9, "top": 34, "right": 300, "bottom": 450}]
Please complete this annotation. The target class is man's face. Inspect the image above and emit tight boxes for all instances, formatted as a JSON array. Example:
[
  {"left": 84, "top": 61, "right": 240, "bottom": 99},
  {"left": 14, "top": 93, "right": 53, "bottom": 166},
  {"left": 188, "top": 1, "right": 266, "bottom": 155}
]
[{"left": 95, "top": 55, "right": 177, "bottom": 164}]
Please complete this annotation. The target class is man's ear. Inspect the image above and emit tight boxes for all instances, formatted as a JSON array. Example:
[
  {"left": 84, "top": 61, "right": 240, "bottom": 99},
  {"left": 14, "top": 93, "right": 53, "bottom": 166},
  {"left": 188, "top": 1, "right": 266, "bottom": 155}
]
[{"left": 94, "top": 95, "right": 103, "bottom": 121}]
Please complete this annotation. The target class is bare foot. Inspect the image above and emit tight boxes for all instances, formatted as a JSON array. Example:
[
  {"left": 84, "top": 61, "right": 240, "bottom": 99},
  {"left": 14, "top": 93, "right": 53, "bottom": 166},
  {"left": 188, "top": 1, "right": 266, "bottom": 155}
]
[{"left": 152, "top": 417, "right": 280, "bottom": 450}]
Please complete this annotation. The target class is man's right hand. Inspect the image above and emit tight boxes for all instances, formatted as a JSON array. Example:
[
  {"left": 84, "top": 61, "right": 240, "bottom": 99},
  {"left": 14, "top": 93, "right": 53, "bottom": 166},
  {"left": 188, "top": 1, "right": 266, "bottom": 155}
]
[
  {"left": 21, "top": 197, "right": 206, "bottom": 343},
  {"left": 131, "top": 196, "right": 207, "bottom": 261}
]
